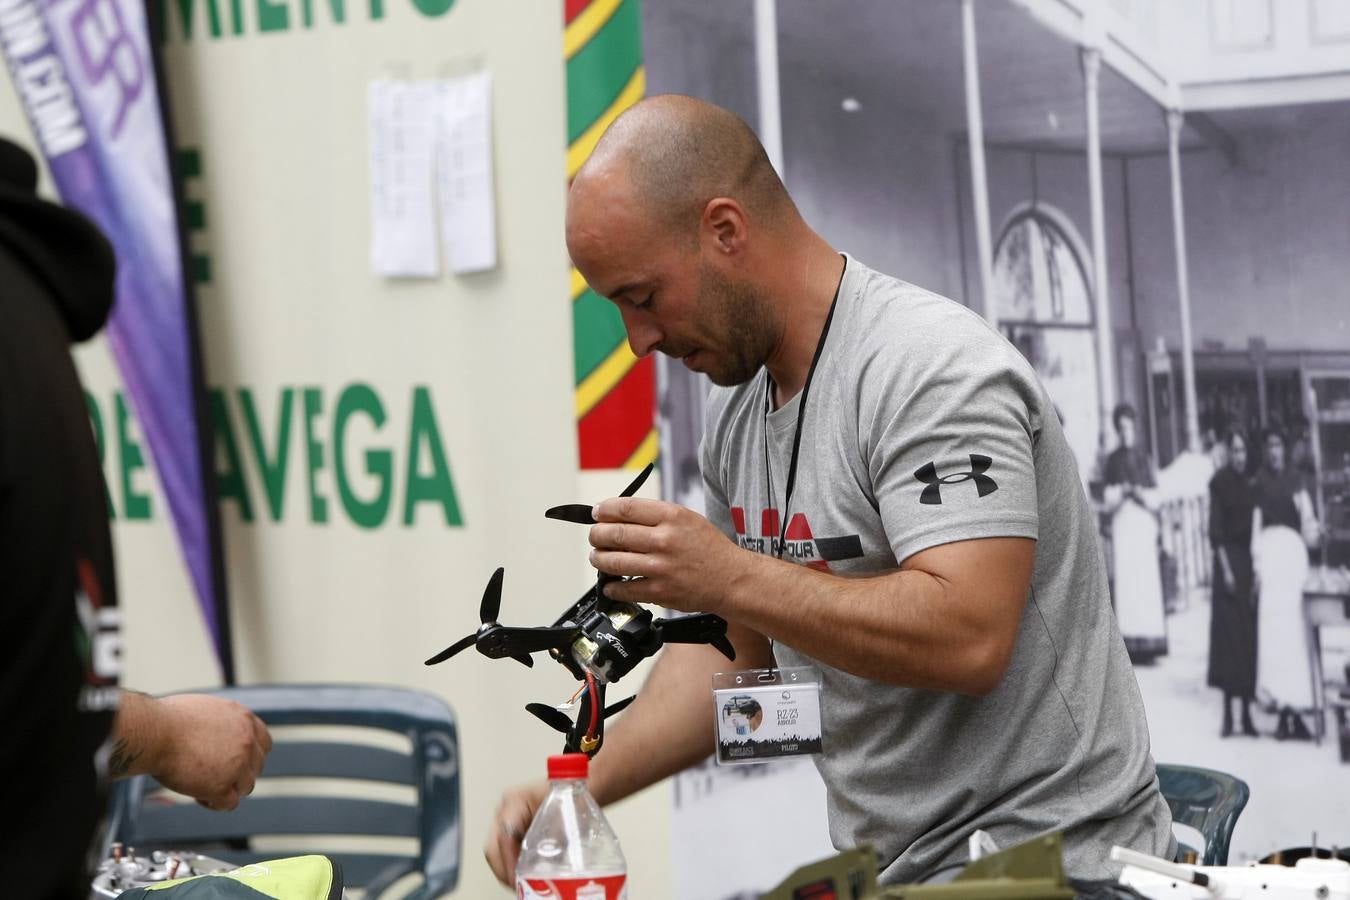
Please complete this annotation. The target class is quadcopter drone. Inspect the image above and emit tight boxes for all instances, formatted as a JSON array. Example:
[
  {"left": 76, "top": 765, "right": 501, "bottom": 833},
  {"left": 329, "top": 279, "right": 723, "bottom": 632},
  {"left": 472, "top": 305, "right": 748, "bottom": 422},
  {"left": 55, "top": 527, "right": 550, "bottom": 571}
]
[{"left": 424, "top": 463, "right": 735, "bottom": 755}]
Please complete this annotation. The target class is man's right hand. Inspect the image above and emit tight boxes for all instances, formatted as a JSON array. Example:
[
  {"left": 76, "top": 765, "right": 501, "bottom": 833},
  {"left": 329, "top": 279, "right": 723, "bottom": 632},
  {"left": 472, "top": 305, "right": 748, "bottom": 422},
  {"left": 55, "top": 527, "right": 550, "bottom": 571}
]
[{"left": 485, "top": 781, "right": 548, "bottom": 886}]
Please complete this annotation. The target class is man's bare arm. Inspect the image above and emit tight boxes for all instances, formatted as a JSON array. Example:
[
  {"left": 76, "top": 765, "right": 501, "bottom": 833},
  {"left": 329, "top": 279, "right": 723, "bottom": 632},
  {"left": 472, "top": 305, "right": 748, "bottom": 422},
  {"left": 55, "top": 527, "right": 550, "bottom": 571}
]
[{"left": 591, "top": 498, "right": 1035, "bottom": 695}]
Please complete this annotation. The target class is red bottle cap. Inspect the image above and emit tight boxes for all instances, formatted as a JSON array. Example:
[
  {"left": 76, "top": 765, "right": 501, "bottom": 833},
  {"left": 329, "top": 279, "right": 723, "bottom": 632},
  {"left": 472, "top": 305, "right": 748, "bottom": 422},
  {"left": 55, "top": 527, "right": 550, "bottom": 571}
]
[{"left": 547, "top": 753, "right": 589, "bottom": 780}]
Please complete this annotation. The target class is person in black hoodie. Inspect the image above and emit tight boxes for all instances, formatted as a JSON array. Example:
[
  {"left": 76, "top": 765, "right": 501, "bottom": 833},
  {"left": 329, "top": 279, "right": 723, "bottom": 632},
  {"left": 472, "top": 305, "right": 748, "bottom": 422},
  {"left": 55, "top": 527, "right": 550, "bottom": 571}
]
[{"left": 0, "top": 136, "right": 271, "bottom": 899}]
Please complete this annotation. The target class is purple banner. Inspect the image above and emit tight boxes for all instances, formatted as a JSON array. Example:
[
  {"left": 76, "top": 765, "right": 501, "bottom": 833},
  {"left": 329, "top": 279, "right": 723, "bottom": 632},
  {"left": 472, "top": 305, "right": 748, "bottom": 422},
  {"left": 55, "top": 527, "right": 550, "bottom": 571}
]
[{"left": 0, "top": 0, "right": 230, "bottom": 676}]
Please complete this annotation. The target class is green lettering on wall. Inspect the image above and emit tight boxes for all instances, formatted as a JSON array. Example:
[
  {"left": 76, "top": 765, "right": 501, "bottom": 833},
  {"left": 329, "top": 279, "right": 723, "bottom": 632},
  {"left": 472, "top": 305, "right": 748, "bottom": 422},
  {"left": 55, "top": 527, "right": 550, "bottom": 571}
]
[
  {"left": 301, "top": 0, "right": 343, "bottom": 27},
  {"left": 228, "top": 0, "right": 243, "bottom": 33},
  {"left": 239, "top": 387, "right": 293, "bottom": 522},
  {"left": 303, "top": 387, "right": 329, "bottom": 524},
  {"left": 85, "top": 392, "right": 115, "bottom": 519},
  {"left": 333, "top": 383, "right": 392, "bottom": 529},
  {"left": 209, "top": 389, "right": 254, "bottom": 521},
  {"left": 116, "top": 393, "right": 152, "bottom": 520},
  {"left": 256, "top": 0, "right": 289, "bottom": 32},
  {"left": 367, "top": 0, "right": 382, "bottom": 20},
  {"left": 409, "top": 0, "right": 451, "bottom": 16},
  {"left": 171, "top": 0, "right": 222, "bottom": 39},
  {"left": 403, "top": 386, "right": 462, "bottom": 526}
]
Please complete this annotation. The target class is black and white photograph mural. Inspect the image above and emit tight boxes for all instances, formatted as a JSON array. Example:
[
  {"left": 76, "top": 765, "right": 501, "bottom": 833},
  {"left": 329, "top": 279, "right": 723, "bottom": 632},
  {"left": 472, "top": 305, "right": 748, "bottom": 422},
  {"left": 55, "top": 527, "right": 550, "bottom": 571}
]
[{"left": 647, "top": 1, "right": 1350, "bottom": 896}]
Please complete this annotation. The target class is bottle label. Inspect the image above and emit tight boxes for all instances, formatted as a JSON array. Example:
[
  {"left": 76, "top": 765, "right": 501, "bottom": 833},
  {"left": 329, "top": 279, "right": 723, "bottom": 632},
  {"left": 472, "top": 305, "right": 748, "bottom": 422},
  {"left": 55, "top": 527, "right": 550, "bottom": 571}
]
[{"left": 516, "top": 874, "right": 627, "bottom": 900}]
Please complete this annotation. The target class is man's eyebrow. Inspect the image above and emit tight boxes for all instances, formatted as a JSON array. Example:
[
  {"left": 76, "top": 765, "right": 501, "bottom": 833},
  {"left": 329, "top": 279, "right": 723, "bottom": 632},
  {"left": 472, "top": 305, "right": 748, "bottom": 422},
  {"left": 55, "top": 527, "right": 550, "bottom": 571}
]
[{"left": 605, "top": 280, "right": 648, "bottom": 302}]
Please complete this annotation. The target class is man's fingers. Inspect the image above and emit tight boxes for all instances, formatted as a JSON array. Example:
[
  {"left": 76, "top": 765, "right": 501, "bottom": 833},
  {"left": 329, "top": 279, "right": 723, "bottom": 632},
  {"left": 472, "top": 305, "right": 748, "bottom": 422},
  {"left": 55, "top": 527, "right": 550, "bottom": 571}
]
[
  {"left": 252, "top": 714, "right": 273, "bottom": 753},
  {"left": 205, "top": 787, "right": 240, "bottom": 812},
  {"left": 589, "top": 522, "right": 663, "bottom": 553},
  {"left": 601, "top": 576, "right": 656, "bottom": 604},
  {"left": 500, "top": 824, "right": 524, "bottom": 884},
  {"left": 486, "top": 810, "right": 529, "bottom": 885},
  {"left": 589, "top": 549, "right": 658, "bottom": 578},
  {"left": 248, "top": 739, "right": 266, "bottom": 778},
  {"left": 593, "top": 496, "right": 669, "bottom": 526},
  {"left": 484, "top": 838, "right": 505, "bottom": 884}
]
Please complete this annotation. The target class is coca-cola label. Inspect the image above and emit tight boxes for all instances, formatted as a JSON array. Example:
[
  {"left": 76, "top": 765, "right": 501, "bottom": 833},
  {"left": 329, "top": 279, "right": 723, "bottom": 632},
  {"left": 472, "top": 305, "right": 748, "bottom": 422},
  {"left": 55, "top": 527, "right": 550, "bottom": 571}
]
[{"left": 516, "top": 874, "right": 627, "bottom": 900}]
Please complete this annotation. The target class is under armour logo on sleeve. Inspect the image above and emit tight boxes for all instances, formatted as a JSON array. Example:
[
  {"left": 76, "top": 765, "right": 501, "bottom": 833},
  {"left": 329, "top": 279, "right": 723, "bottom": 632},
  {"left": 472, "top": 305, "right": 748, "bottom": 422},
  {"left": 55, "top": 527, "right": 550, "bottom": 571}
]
[{"left": 914, "top": 455, "right": 999, "bottom": 505}]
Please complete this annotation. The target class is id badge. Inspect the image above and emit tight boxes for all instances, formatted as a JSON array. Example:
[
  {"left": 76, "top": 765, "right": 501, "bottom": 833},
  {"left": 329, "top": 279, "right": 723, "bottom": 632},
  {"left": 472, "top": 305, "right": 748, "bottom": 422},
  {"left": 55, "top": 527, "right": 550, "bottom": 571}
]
[{"left": 712, "top": 667, "right": 822, "bottom": 765}]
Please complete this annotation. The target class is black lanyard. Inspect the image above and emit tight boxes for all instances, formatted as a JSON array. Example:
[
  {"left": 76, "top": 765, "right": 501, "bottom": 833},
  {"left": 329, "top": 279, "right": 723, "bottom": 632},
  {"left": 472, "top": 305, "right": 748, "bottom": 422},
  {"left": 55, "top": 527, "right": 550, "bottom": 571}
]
[{"left": 763, "top": 262, "right": 845, "bottom": 559}]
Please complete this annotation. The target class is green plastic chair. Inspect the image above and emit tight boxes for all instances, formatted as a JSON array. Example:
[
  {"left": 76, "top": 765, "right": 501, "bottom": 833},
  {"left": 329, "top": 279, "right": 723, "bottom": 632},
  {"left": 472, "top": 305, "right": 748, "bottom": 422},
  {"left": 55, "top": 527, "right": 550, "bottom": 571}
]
[
  {"left": 1155, "top": 763, "right": 1249, "bottom": 866},
  {"left": 106, "top": 684, "right": 460, "bottom": 898}
]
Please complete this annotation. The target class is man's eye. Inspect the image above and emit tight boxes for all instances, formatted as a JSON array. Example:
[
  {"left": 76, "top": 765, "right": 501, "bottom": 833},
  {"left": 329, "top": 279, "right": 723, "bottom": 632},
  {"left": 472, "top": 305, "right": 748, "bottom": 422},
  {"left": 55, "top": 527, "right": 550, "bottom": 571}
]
[{"left": 634, "top": 293, "right": 655, "bottom": 311}]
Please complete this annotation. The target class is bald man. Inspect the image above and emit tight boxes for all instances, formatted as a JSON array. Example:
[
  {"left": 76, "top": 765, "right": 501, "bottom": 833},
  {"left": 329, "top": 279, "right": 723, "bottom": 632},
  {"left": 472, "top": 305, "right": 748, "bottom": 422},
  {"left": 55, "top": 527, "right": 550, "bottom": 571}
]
[{"left": 488, "top": 96, "right": 1173, "bottom": 886}]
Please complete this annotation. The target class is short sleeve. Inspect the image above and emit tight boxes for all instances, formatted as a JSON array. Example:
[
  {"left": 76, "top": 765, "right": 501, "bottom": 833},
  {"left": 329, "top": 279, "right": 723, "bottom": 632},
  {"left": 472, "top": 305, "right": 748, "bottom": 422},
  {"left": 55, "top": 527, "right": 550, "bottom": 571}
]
[
  {"left": 862, "top": 342, "right": 1042, "bottom": 566},
  {"left": 699, "top": 407, "right": 738, "bottom": 543}
]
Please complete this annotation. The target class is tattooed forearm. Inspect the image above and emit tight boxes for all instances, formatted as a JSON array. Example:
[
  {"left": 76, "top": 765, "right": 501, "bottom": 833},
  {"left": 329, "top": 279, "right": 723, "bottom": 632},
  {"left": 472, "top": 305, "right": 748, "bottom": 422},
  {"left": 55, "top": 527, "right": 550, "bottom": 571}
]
[{"left": 108, "top": 737, "right": 142, "bottom": 778}]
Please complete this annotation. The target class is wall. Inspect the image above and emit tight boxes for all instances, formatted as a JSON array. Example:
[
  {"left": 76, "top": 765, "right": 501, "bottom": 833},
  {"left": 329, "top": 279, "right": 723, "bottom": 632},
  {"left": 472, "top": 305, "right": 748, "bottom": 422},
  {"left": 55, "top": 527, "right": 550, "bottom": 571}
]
[
  {"left": 0, "top": 0, "right": 671, "bottom": 894},
  {"left": 1125, "top": 113, "right": 1350, "bottom": 355}
]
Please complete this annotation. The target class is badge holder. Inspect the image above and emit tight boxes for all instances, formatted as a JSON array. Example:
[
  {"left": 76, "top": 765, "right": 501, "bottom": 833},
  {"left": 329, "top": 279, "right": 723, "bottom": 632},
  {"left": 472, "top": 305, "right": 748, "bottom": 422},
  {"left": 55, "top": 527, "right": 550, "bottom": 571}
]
[{"left": 712, "top": 667, "right": 822, "bottom": 765}]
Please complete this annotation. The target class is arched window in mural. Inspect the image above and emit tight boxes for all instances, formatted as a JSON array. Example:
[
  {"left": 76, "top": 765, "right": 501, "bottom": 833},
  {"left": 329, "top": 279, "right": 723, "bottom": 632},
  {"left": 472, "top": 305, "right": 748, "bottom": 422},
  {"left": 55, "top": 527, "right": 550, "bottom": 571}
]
[{"left": 992, "top": 206, "right": 1100, "bottom": 481}]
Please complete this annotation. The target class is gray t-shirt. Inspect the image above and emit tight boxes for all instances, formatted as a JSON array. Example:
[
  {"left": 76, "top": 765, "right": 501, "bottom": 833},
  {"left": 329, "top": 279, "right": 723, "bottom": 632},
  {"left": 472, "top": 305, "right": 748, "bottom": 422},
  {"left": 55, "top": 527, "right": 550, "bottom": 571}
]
[{"left": 700, "top": 255, "right": 1174, "bottom": 883}]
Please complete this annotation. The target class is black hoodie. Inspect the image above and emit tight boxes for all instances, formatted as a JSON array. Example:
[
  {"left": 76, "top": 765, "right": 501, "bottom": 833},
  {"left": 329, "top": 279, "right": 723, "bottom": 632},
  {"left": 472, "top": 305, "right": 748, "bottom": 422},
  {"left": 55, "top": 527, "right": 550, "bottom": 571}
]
[{"left": 0, "top": 136, "right": 120, "bottom": 898}]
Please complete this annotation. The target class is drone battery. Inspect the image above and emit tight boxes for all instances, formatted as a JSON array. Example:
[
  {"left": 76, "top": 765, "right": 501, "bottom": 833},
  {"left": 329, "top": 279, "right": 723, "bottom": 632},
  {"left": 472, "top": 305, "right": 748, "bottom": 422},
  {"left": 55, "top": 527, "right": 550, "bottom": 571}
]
[
  {"left": 712, "top": 667, "right": 823, "bottom": 766},
  {"left": 571, "top": 601, "right": 654, "bottom": 684}
]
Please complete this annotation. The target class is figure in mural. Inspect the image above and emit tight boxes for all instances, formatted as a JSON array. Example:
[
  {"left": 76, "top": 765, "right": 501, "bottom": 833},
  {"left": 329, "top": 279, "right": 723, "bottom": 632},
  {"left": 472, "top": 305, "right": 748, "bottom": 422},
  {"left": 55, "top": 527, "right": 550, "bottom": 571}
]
[
  {"left": 487, "top": 95, "right": 1173, "bottom": 887},
  {"left": 1206, "top": 430, "right": 1258, "bottom": 738},
  {"left": 1252, "top": 427, "right": 1319, "bottom": 741},
  {"left": 1103, "top": 403, "right": 1168, "bottom": 662}
]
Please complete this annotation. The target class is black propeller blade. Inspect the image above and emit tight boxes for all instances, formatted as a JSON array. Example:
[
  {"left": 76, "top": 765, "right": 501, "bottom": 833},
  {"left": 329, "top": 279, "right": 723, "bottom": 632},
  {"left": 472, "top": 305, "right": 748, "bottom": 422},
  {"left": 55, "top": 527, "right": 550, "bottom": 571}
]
[
  {"left": 526, "top": 703, "right": 574, "bottom": 734},
  {"left": 603, "top": 695, "right": 636, "bottom": 717},
  {"left": 424, "top": 633, "right": 476, "bottom": 666},
  {"left": 545, "top": 463, "right": 654, "bottom": 525},
  {"left": 479, "top": 566, "right": 504, "bottom": 623},
  {"left": 525, "top": 693, "right": 636, "bottom": 736},
  {"left": 426, "top": 568, "right": 536, "bottom": 667},
  {"left": 709, "top": 635, "right": 736, "bottom": 661}
]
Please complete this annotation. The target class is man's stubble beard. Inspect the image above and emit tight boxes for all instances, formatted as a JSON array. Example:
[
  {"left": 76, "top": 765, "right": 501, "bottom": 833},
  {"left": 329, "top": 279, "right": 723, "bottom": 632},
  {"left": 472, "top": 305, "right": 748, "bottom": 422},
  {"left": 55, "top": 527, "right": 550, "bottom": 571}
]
[{"left": 698, "top": 261, "right": 778, "bottom": 388}]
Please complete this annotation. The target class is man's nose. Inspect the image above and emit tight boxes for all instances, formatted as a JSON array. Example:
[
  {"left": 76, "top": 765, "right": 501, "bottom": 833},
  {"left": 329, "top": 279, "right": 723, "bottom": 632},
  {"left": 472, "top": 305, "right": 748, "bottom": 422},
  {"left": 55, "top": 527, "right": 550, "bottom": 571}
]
[{"left": 620, "top": 309, "right": 661, "bottom": 358}]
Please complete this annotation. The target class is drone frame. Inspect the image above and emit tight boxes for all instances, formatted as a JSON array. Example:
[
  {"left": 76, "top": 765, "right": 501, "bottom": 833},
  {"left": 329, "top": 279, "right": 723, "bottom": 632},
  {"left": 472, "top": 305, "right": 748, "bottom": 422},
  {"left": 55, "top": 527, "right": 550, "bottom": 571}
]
[{"left": 424, "top": 464, "right": 735, "bottom": 754}]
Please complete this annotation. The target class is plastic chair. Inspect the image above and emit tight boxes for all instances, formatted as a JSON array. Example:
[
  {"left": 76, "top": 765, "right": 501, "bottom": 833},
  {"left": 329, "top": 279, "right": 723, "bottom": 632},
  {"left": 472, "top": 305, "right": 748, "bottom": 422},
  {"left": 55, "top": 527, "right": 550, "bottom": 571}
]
[
  {"left": 1155, "top": 763, "right": 1249, "bottom": 866},
  {"left": 106, "top": 684, "right": 460, "bottom": 898}
]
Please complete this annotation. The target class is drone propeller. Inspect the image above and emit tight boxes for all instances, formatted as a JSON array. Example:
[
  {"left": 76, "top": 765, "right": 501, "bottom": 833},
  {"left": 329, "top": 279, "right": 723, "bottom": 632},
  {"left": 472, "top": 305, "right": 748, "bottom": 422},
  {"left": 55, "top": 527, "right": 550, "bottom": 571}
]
[
  {"left": 653, "top": 612, "right": 737, "bottom": 661},
  {"left": 424, "top": 568, "right": 534, "bottom": 668},
  {"left": 525, "top": 702, "right": 573, "bottom": 734},
  {"left": 603, "top": 694, "right": 636, "bottom": 717},
  {"left": 525, "top": 694, "right": 637, "bottom": 736},
  {"left": 424, "top": 632, "right": 477, "bottom": 666},
  {"left": 544, "top": 463, "right": 654, "bottom": 525}
]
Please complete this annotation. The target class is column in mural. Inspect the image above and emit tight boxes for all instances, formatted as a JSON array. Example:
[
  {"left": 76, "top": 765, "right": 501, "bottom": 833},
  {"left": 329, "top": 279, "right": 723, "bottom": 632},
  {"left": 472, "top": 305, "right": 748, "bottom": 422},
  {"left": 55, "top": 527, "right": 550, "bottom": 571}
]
[{"left": 565, "top": 0, "right": 656, "bottom": 470}]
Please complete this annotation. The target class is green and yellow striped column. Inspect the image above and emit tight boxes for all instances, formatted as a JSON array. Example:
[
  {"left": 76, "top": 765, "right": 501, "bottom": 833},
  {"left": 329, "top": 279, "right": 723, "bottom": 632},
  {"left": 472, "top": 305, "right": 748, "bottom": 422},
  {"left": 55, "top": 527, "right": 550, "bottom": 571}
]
[{"left": 565, "top": 0, "right": 656, "bottom": 470}]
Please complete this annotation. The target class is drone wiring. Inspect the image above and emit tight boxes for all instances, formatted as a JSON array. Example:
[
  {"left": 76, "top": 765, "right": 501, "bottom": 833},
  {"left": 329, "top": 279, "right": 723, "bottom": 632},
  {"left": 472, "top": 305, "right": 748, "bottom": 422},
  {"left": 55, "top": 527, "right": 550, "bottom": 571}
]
[
  {"left": 423, "top": 463, "right": 735, "bottom": 755},
  {"left": 585, "top": 672, "right": 600, "bottom": 742}
]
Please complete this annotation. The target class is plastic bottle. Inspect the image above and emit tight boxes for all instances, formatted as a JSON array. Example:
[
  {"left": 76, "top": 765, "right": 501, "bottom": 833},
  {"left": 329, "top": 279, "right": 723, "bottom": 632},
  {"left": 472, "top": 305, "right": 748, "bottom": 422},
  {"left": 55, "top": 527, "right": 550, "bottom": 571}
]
[{"left": 515, "top": 753, "right": 627, "bottom": 900}]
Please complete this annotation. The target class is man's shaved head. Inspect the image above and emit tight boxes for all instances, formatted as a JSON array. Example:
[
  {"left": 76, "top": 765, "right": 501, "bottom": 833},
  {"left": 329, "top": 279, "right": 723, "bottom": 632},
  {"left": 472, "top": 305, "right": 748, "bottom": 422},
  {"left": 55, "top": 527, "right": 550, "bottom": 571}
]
[
  {"left": 565, "top": 95, "right": 818, "bottom": 389},
  {"left": 573, "top": 94, "right": 794, "bottom": 238}
]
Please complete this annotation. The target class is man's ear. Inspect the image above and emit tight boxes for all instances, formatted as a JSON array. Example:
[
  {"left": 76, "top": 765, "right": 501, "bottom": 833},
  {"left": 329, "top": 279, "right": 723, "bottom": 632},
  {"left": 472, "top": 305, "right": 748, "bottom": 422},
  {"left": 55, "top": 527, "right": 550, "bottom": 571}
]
[{"left": 702, "top": 197, "right": 747, "bottom": 255}]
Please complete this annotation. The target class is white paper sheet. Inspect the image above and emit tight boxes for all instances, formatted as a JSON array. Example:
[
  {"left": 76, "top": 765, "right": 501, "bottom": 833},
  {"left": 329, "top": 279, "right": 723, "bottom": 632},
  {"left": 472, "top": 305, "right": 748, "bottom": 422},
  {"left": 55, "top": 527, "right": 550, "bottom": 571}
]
[
  {"left": 436, "top": 70, "right": 497, "bottom": 274},
  {"left": 368, "top": 79, "right": 440, "bottom": 278}
]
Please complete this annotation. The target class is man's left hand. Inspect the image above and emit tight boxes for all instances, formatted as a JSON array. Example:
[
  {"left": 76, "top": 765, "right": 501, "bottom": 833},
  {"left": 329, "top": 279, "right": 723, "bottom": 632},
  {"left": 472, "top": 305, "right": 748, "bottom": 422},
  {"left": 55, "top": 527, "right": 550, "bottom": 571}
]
[{"left": 588, "top": 497, "right": 743, "bottom": 614}]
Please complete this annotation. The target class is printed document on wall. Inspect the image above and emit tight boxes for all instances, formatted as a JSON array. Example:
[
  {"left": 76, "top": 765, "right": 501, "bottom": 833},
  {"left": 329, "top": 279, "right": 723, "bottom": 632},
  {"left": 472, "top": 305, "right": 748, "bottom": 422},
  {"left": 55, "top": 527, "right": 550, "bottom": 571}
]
[
  {"left": 368, "top": 80, "right": 440, "bottom": 278},
  {"left": 437, "top": 71, "right": 497, "bottom": 274}
]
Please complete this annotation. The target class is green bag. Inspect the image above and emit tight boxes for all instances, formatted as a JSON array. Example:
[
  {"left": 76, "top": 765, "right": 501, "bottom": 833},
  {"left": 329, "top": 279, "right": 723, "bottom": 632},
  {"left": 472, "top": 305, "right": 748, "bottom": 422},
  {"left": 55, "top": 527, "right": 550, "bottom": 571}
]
[{"left": 117, "top": 855, "right": 343, "bottom": 900}]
